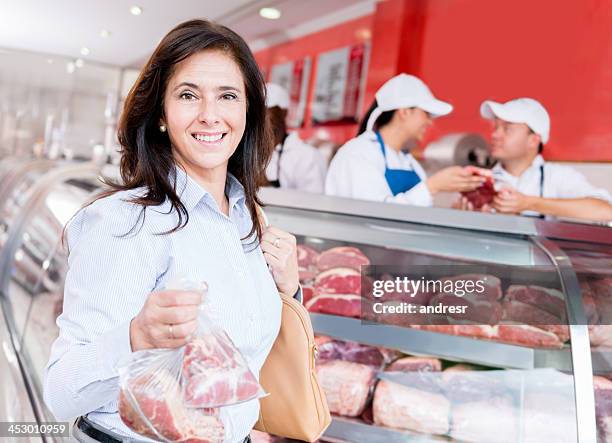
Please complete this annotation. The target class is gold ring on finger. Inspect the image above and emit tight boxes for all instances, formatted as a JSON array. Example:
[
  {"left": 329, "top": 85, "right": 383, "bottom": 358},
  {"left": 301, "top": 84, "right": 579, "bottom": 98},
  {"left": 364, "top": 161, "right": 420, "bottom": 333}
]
[{"left": 273, "top": 237, "right": 281, "bottom": 248}]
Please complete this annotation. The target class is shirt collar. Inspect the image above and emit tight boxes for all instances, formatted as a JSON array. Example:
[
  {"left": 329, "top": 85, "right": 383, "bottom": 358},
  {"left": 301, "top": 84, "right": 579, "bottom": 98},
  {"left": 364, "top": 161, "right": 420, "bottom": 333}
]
[
  {"left": 492, "top": 154, "right": 545, "bottom": 178},
  {"left": 172, "top": 165, "right": 246, "bottom": 213}
]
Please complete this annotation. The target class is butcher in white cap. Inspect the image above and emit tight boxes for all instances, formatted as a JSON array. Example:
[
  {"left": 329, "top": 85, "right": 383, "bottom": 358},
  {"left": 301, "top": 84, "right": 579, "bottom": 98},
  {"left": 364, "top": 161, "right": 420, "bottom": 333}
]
[
  {"left": 325, "top": 74, "right": 489, "bottom": 206},
  {"left": 264, "top": 83, "right": 327, "bottom": 193},
  {"left": 471, "top": 97, "right": 612, "bottom": 220}
]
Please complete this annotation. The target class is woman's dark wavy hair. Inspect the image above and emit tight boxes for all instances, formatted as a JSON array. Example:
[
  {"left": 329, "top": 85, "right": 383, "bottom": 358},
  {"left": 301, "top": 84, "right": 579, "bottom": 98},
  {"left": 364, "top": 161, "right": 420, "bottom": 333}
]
[
  {"left": 356, "top": 99, "right": 396, "bottom": 136},
  {"left": 96, "top": 19, "right": 272, "bottom": 241}
]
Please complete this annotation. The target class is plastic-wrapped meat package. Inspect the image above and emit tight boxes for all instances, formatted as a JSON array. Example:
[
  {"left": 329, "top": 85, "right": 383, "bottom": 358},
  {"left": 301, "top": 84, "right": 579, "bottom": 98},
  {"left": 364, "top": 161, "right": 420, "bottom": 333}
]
[
  {"left": 118, "top": 365, "right": 224, "bottom": 442},
  {"left": 521, "top": 392, "right": 577, "bottom": 443},
  {"left": 118, "top": 277, "right": 265, "bottom": 441},
  {"left": 594, "top": 376, "right": 612, "bottom": 442},
  {"left": 249, "top": 430, "right": 280, "bottom": 443},
  {"left": 315, "top": 360, "right": 376, "bottom": 417},
  {"left": 373, "top": 356, "right": 449, "bottom": 435},
  {"left": 182, "top": 333, "right": 263, "bottom": 407},
  {"left": 449, "top": 395, "right": 518, "bottom": 443},
  {"left": 443, "top": 368, "right": 517, "bottom": 442},
  {"left": 297, "top": 244, "right": 319, "bottom": 283},
  {"left": 316, "top": 246, "right": 370, "bottom": 272},
  {"left": 373, "top": 374, "right": 449, "bottom": 435}
]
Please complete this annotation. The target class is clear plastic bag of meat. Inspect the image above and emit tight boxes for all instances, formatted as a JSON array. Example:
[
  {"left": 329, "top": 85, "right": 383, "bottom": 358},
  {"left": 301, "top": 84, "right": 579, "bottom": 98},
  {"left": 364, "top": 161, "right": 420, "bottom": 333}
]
[{"left": 117, "top": 276, "right": 265, "bottom": 441}]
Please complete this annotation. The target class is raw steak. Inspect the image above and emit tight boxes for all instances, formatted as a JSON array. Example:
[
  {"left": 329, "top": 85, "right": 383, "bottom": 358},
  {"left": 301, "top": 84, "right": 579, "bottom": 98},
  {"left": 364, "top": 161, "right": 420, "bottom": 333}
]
[
  {"left": 589, "top": 278, "right": 612, "bottom": 324},
  {"left": 305, "top": 293, "right": 362, "bottom": 318},
  {"left": 495, "top": 323, "right": 564, "bottom": 349},
  {"left": 301, "top": 286, "right": 316, "bottom": 305},
  {"left": 297, "top": 244, "right": 319, "bottom": 268},
  {"left": 450, "top": 396, "right": 518, "bottom": 443},
  {"left": 429, "top": 292, "right": 502, "bottom": 325},
  {"left": 502, "top": 301, "right": 570, "bottom": 341},
  {"left": 316, "top": 339, "right": 386, "bottom": 369},
  {"left": 413, "top": 323, "right": 564, "bottom": 348},
  {"left": 522, "top": 392, "right": 577, "bottom": 443},
  {"left": 373, "top": 379, "right": 450, "bottom": 435},
  {"left": 439, "top": 274, "right": 502, "bottom": 302},
  {"left": 590, "top": 325, "right": 612, "bottom": 348},
  {"left": 505, "top": 285, "right": 566, "bottom": 319},
  {"left": 316, "top": 246, "right": 370, "bottom": 272},
  {"left": 297, "top": 244, "right": 319, "bottom": 283},
  {"left": 412, "top": 324, "right": 497, "bottom": 340},
  {"left": 314, "top": 267, "right": 361, "bottom": 294},
  {"left": 461, "top": 176, "right": 496, "bottom": 209},
  {"left": 119, "top": 369, "right": 224, "bottom": 442},
  {"left": 442, "top": 369, "right": 506, "bottom": 403},
  {"left": 182, "top": 335, "right": 262, "bottom": 407},
  {"left": 316, "top": 360, "right": 376, "bottom": 417},
  {"left": 387, "top": 356, "right": 442, "bottom": 372},
  {"left": 502, "top": 300, "right": 561, "bottom": 326}
]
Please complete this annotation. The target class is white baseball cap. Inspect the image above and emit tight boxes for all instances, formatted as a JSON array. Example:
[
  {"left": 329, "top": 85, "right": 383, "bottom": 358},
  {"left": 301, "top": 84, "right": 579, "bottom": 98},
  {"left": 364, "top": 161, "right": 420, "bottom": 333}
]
[
  {"left": 265, "top": 83, "right": 290, "bottom": 110},
  {"left": 480, "top": 97, "right": 550, "bottom": 144},
  {"left": 366, "top": 74, "right": 453, "bottom": 131}
]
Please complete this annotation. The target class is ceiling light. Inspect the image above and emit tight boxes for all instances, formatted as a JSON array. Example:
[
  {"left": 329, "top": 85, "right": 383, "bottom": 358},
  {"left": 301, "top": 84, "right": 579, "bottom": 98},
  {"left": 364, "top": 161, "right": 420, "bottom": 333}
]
[
  {"left": 80, "top": 47, "right": 90, "bottom": 56},
  {"left": 130, "top": 5, "right": 143, "bottom": 16},
  {"left": 259, "top": 7, "right": 281, "bottom": 20},
  {"left": 75, "top": 58, "right": 84, "bottom": 68},
  {"left": 100, "top": 29, "right": 111, "bottom": 38},
  {"left": 66, "top": 62, "right": 76, "bottom": 74},
  {"left": 47, "top": 59, "right": 54, "bottom": 64}
]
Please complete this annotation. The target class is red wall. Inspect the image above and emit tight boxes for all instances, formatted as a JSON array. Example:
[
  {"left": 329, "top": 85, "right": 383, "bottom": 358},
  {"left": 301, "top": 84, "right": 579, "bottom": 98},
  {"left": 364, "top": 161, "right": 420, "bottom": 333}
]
[
  {"left": 254, "top": 15, "right": 374, "bottom": 143},
  {"left": 255, "top": 0, "right": 612, "bottom": 162}
]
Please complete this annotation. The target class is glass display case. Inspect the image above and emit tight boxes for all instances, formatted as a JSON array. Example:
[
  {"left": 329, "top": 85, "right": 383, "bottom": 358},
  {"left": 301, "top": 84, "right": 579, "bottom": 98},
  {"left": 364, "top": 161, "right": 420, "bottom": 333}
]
[
  {"left": 0, "top": 159, "right": 102, "bottom": 440},
  {"left": 0, "top": 159, "right": 610, "bottom": 442}
]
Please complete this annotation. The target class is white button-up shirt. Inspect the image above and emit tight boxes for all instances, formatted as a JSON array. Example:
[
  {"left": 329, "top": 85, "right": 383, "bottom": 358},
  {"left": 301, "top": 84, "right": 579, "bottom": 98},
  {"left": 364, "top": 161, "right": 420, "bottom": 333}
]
[
  {"left": 325, "top": 131, "right": 433, "bottom": 206},
  {"left": 265, "top": 132, "right": 327, "bottom": 194},
  {"left": 492, "top": 155, "right": 612, "bottom": 216},
  {"left": 44, "top": 167, "right": 282, "bottom": 442}
]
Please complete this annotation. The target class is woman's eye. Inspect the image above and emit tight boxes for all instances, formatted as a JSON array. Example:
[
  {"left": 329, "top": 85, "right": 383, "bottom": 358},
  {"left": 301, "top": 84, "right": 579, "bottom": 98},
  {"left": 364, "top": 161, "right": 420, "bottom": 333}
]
[
  {"left": 179, "top": 92, "right": 197, "bottom": 100},
  {"left": 221, "top": 93, "right": 237, "bottom": 100}
]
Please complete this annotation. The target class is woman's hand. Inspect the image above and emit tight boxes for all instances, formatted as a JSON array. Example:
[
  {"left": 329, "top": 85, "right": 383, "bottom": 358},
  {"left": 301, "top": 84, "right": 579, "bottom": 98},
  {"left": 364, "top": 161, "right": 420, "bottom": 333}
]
[
  {"left": 261, "top": 226, "right": 299, "bottom": 296},
  {"left": 427, "top": 166, "right": 491, "bottom": 194},
  {"left": 130, "top": 290, "right": 202, "bottom": 351}
]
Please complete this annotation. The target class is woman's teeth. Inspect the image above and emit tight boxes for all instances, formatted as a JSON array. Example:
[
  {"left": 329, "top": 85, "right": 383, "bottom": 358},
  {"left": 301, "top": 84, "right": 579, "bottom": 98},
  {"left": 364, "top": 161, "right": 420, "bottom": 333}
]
[{"left": 193, "top": 133, "right": 223, "bottom": 142}]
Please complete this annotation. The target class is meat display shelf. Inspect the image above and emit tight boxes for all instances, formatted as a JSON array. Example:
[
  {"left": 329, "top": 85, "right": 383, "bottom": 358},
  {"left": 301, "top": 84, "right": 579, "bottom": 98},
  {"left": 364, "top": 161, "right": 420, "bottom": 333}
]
[
  {"left": 311, "top": 313, "right": 612, "bottom": 373},
  {"left": 0, "top": 161, "right": 610, "bottom": 442},
  {"left": 324, "top": 417, "right": 449, "bottom": 443}
]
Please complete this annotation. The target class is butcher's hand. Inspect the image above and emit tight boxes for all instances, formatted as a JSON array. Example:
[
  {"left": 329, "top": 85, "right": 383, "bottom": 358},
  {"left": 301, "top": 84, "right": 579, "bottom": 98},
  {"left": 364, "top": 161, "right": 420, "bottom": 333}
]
[
  {"left": 493, "top": 187, "right": 533, "bottom": 214},
  {"left": 261, "top": 225, "right": 299, "bottom": 296},
  {"left": 130, "top": 289, "right": 202, "bottom": 351}
]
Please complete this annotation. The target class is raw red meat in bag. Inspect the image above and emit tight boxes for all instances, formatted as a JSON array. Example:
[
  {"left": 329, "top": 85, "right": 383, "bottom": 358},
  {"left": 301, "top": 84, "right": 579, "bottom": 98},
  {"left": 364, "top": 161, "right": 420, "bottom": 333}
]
[{"left": 118, "top": 277, "right": 265, "bottom": 441}]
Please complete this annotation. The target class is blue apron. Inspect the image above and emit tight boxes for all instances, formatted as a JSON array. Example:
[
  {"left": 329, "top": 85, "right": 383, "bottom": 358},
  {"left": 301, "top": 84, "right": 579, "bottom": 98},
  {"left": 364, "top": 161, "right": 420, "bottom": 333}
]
[{"left": 375, "top": 131, "right": 421, "bottom": 195}]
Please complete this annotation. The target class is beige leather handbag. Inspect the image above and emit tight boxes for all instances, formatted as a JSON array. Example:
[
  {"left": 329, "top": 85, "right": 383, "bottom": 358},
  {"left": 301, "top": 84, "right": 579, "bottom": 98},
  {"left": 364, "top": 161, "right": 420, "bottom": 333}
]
[{"left": 254, "top": 291, "right": 331, "bottom": 441}]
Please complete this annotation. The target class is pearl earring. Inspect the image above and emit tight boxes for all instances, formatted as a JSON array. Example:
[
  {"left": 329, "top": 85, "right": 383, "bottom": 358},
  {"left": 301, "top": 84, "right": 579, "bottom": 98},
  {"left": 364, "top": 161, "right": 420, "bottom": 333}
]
[{"left": 159, "top": 124, "right": 167, "bottom": 133}]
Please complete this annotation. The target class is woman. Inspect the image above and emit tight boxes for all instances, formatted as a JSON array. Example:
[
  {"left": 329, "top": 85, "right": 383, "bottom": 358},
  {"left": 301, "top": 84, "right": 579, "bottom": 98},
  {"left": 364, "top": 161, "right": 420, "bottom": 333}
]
[
  {"left": 325, "top": 74, "right": 489, "bottom": 206},
  {"left": 264, "top": 82, "right": 327, "bottom": 193},
  {"left": 43, "top": 19, "right": 299, "bottom": 443}
]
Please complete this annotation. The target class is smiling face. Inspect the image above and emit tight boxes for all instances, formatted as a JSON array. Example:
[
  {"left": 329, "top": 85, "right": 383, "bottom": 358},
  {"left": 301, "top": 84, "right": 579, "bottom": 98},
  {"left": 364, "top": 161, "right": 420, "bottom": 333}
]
[
  {"left": 489, "top": 117, "right": 540, "bottom": 161},
  {"left": 394, "top": 107, "right": 433, "bottom": 142},
  {"left": 162, "top": 49, "right": 246, "bottom": 183}
]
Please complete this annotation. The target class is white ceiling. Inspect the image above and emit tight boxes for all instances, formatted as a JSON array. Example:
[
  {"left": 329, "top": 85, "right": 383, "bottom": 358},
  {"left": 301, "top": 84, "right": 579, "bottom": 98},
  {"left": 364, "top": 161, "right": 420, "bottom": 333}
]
[{"left": 0, "top": 0, "right": 373, "bottom": 68}]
